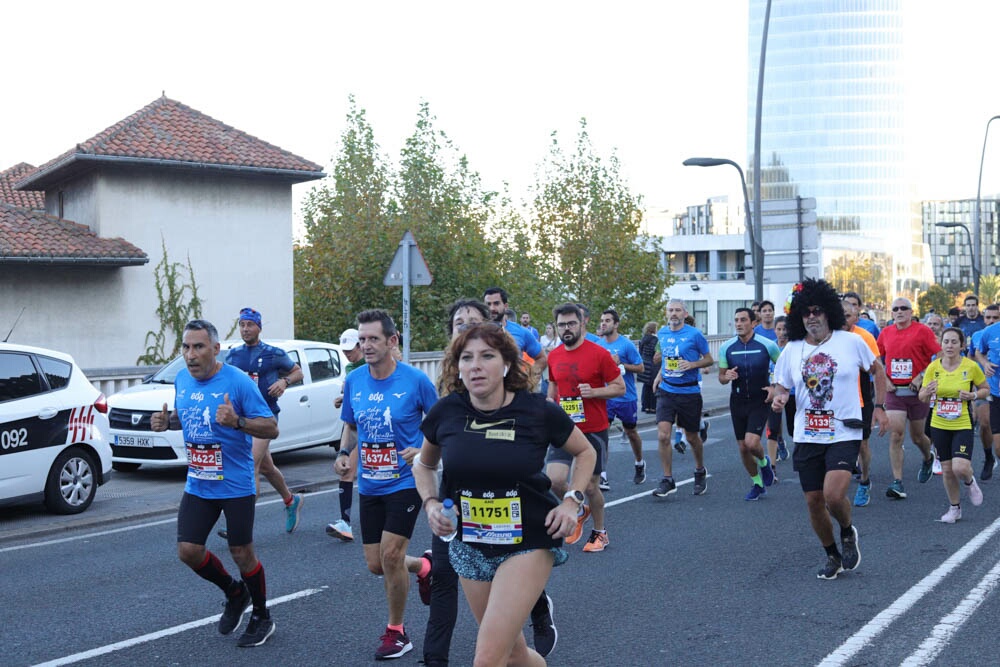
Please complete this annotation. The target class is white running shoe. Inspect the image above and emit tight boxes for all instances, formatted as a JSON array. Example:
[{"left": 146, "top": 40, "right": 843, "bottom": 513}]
[{"left": 940, "top": 506, "right": 962, "bottom": 523}]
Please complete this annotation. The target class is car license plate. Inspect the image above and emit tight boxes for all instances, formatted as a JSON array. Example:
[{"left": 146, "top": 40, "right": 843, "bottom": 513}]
[{"left": 115, "top": 434, "right": 154, "bottom": 447}]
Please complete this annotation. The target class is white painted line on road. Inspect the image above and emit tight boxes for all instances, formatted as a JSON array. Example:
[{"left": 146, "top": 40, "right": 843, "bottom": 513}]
[
  {"left": 32, "top": 586, "right": 326, "bottom": 667},
  {"left": 1, "top": 489, "right": 339, "bottom": 554},
  {"left": 899, "top": 555, "right": 1000, "bottom": 666},
  {"left": 817, "top": 515, "right": 1000, "bottom": 667},
  {"left": 605, "top": 475, "right": 707, "bottom": 507}
]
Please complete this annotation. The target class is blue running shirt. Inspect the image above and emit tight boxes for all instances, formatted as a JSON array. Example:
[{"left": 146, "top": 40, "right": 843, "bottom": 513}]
[
  {"left": 655, "top": 324, "right": 710, "bottom": 395},
  {"left": 718, "top": 334, "right": 781, "bottom": 400}
]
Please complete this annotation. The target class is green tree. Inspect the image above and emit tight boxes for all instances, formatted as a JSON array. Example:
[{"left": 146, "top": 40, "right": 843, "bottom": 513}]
[
  {"left": 917, "top": 283, "right": 952, "bottom": 318},
  {"left": 136, "top": 237, "right": 202, "bottom": 364},
  {"left": 979, "top": 274, "right": 1000, "bottom": 305},
  {"left": 296, "top": 97, "right": 395, "bottom": 342},
  {"left": 528, "top": 119, "right": 670, "bottom": 332}
]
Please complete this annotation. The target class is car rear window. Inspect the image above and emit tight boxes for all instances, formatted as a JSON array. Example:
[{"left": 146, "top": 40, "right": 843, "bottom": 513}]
[
  {"left": 0, "top": 352, "right": 44, "bottom": 402},
  {"left": 37, "top": 355, "right": 72, "bottom": 390}
]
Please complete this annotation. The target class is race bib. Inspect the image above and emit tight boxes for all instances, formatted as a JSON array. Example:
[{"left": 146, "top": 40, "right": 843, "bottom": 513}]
[
  {"left": 186, "top": 442, "right": 223, "bottom": 481},
  {"left": 361, "top": 441, "right": 400, "bottom": 480},
  {"left": 804, "top": 409, "right": 835, "bottom": 439},
  {"left": 935, "top": 398, "right": 963, "bottom": 420},
  {"left": 889, "top": 358, "right": 913, "bottom": 382},
  {"left": 458, "top": 486, "right": 523, "bottom": 545},
  {"left": 664, "top": 356, "right": 682, "bottom": 377},
  {"left": 559, "top": 397, "right": 586, "bottom": 423},
  {"left": 244, "top": 370, "right": 260, "bottom": 383}
]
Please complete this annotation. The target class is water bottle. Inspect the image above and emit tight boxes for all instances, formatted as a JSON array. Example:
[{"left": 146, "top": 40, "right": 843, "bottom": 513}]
[{"left": 440, "top": 498, "right": 458, "bottom": 542}]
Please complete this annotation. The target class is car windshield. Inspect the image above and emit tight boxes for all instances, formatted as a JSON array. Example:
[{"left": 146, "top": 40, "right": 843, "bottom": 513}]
[{"left": 146, "top": 349, "right": 228, "bottom": 384}]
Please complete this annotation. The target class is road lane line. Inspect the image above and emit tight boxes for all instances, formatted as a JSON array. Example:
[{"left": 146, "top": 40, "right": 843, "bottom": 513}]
[
  {"left": 32, "top": 587, "right": 326, "bottom": 667},
  {"left": 605, "top": 475, "right": 705, "bottom": 507},
  {"left": 900, "top": 555, "right": 1000, "bottom": 666},
  {"left": 817, "top": 515, "right": 1000, "bottom": 667},
  {"left": 1, "top": 490, "right": 339, "bottom": 554}
]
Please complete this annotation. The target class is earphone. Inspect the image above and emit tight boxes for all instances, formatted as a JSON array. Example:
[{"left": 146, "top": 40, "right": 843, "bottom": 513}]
[{"left": 504, "top": 366, "right": 509, "bottom": 377}]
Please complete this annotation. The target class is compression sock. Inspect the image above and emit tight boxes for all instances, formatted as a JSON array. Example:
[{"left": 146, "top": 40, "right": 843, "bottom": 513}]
[
  {"left": 756, "top": 456, "right": 769, "bottom": 468},
  {"left": 194, "top": 551, "right": 234, "bottom": 593},
  {"left": 751, "top": 473, "right": 763, "bottom": 487},
  {"left": 339, "top": 481, "right": 354, "bottom": 523},
  {"left": 241, "top": 562, "right": 268, "bottom": 614}
]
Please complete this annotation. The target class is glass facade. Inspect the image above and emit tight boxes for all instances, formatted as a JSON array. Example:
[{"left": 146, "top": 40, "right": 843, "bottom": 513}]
[
  {"left": 922, "top": 198, "right": 1000, "bottom": 289},
  {"left": 747, "top": 0, "right": 924, "bottom": 297}
]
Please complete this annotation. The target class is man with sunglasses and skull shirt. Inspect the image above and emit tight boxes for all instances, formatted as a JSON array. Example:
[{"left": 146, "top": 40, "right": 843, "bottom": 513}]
[
  {"left": 876, "top": 297, "right": 940, "bottom": 500},
  {"left": 772, "top": 279, "right": 888, "bottom": 580}
]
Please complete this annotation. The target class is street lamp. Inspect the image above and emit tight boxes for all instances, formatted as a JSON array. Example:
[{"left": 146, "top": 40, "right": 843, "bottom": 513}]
[
  {"left": 936, "top": 221, "right": 979, "bottom": 292},
  {"left": 974, "top": 114, "right": 1000, "bottom": 298},
  {"left": 683, "top": 157, "right": 764, "bottom": 302}
]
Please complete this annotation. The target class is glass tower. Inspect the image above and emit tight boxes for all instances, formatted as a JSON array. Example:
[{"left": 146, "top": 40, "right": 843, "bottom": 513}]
[{"left": 748, "top": 0, "right": 924, "bottom": 306}]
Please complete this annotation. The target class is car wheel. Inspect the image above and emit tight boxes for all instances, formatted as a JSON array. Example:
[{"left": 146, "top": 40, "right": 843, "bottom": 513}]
[
  {"left": 45, "top": 448, "right": 98, "bottom": 514},
  {"left": 112, "top": 461, "right": 142, "bottom": 472}
]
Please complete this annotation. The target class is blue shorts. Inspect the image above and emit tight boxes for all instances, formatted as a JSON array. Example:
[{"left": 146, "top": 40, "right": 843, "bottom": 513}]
[
  {"left": 607, "top": 400, "right": 638, "bottom": 429},
  {"left": 449, "top": 539, "right": 567, "bottom": 582}
]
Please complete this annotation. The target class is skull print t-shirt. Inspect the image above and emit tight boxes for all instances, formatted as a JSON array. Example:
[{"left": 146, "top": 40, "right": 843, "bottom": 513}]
[{"left": 773, "top": 330, "right": 876, "bottom": 445}]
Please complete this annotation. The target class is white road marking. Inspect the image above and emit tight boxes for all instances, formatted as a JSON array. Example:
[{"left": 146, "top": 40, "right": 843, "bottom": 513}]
[
  {"left": 899, "top": 555, "right": 1000, "bottom": 666},
  {"left": 1, "top": 490, "right": 337, "bottom": 554},
  {"left": 817, "top": 515, "right": 1000, "bottom": 666},
  {"left": 32, "top": 587, "right": 326, "bottom": 666},
  {"left": 605, "top": 475, "right": 703, "bottom": 508}
]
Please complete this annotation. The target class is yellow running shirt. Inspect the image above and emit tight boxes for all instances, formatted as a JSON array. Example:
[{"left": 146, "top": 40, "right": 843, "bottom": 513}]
[{"left": 921, "top": 357, "right": 985, "bottom": 431}]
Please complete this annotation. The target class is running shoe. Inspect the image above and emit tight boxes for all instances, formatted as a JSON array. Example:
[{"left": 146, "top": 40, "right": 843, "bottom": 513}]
[
  {"left": 417, "top": 550, "right": 433, "bottom": 605},
  {"left": 375, "top": 627, "right": 413, "bottom": 660},
  {"left": 744, "top": 484, "right": 766, "bottom": 501},
  {"left": 565, "top": 505, "right": 591, "bottom": 545},
  {"left": 218, "top": 582, "right": 251, "bottom": 635},
  {"left": 968, "top": 478, "right": 984, "bottom": 506},
  {"left": 285, "top": 493, "right": 304, "bottom": 533},
  {"left": 599, "top": 473, "right": 610, "bottom": 492},
  {"left": 886, "top": 479, "right": 907, "bottom": 499},
  {"left": 692, "top": 468, "right": 707, "bottom": 496},
  {"left": 530, "top": 593, "right": 557, "bottom": 658},
  {"left": 673, "top": 430, "right": 686, "bottom": 454},
  {"left": 652, "top": 476, "right": 677, "bottom": 498},
  {"left": 917, "top": 456, "right": 935, "bottom": 483},
  {"left": 759, "top": 457, "right": 775, "bottom": 487},
  {"left": 700, "top": 419, "right": 709, "bottom": 443},
  {"left": 582, "top": 530, "right": 609, "bottom": 552},
  {"left": 853, "top": 482, "right": 871, "bottom": 507},
  {"left": 776, "top": 437, "right": 789, "bottom": 462},
  {"left": 326, "top": 519, "right": 354, "bottom": 542},
  {"left": 633, "top": 462, "right": 646, "bottom": 485},
  {"left": 237, "top": 613, "right": 275, "bottom": 648},
  {"left": 940, "top": 505, "right": 962, "bottom": 523},
  {"left": 841, "top": 526, "right": 860, "bottom": 570},
  {"left": 817, "top": 554, "right": 843, "bottom": 580},
  {"left": 932, "top": 457, "right": 943, "bottom": 476},
  {"left": 982, "top": 454, "right": 996, "bottom": 481}
]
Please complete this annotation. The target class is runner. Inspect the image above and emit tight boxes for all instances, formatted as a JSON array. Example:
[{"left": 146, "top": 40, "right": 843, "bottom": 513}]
[
  {"left": 150, "top": 319, "right": 279, "bottom": 647},
  {"left": 771, "top": 279, "right": 888, "bottom": 580},
  {"left": 332, "top": 309, "right": 437, "bottom": 661},
  {"left": 919, "top": 327, "right": 988, "bottom": 523},
  {"left": 718, "top": 307, "right": 781, "bottom": 500},
  {"left": 224, "top": 307, "right": 304, "bottom": 534},
  {"left": 597, "top": 308, "right": 646, "bottom": 485},
  {"left": 651, "top": 299, "right": 713, "bottom": 498},
  {"left": 970, "top": 304, "right": 999, "bottom": 480},
  {"left": 327, "top": 327, "right": 367, "bottom": 542},
  {"left": 545, "top": 303, "right": 624, "bottom": 553},
  {"left": 765, "top": 316, "right": 791, "bottom": 468}
]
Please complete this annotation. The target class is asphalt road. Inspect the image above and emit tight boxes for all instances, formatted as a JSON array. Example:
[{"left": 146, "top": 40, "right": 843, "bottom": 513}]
[{"left": 4, "top": 414, "right": 1000, "bottom": 666}]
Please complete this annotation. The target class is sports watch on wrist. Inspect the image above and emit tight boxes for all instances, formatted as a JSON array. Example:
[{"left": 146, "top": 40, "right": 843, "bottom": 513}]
[
  {"left": 563, "top": 489, "right": 585, "bottom": 506},
  {"left": 236, "top": 416, "right": 247, "bottom": 430}
]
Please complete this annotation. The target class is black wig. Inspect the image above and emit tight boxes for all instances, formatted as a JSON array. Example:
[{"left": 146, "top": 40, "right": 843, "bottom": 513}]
[{"left": 785, "top": 278, "right": 846, "bottom": 341}]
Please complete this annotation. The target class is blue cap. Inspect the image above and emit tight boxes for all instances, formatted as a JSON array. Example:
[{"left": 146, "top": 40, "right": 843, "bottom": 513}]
[{"left": 239, "top": 307, "right": 262, "bottom": 328}]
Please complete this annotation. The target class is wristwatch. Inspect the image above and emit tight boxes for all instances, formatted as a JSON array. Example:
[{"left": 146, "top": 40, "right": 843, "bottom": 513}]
[
  {"left": 236, "top": 416, "right": 247, "bottom": 430},
  {"left": 563, "top": 490, "right": 585, "bottom": 506},
  {"left": 874, "top": 404, "right": 886, "bottom": 410}
]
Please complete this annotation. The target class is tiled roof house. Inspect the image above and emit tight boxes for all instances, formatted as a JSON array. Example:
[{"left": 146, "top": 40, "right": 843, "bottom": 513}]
[{"left": 2, "top": 96, "right": 324, "bottom": 368}]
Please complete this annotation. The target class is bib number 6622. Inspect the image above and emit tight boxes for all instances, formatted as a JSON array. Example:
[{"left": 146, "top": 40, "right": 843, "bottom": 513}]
[{"left": 1, "top": 428, "right": 29, "bottom": 450}]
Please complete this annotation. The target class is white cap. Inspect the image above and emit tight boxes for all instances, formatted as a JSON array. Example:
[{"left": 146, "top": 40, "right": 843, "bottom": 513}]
[{"left": 339, "top": 328, "right": 360, "bottom": 348}]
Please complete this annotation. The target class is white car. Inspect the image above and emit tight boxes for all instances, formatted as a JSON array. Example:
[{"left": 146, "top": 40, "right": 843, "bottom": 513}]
[
  {"left": 107, "top": 339, "right": 346, "bottom": 470},
  {"left": 0, "top": 342, "right": 113, "bottom": 514}
]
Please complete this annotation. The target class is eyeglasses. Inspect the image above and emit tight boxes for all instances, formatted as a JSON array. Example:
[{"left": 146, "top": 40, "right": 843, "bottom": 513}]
[
  {"left": 804, "top": 306, "right": 824, "bottom": 316},
  {"left": 456, "top": 321, "right": 501, "bottom": 333},
  {"left": 891, "top": 306, "right": 911, "bottom": 312},
  {"left": 556, "top": 321, "right": 580, "bottom": 329}
]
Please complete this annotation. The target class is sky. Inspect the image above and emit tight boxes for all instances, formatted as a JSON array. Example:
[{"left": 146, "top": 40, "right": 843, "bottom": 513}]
[{"left": 3, "top": 1, "right": 1000, "bottom": 234}]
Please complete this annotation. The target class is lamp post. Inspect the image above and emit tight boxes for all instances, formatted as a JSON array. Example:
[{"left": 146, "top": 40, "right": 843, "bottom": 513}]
[
  {"left": 974, "top": 114, "right": 1000, "bottom": 297},
  {"left": 683, "top": 157, "right": 764, "bottom": 302},
  {"left": 936, "top": 221, "right": 979, "bottom": 293}
]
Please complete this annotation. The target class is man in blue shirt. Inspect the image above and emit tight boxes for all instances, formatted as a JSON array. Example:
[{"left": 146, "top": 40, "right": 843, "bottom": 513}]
[
  {"left": 651, "top": 299, "right": 714, "bottom": 498},
  {"left": 598, "top": 308, "right": 646, "bottom": 485},
  {"left": 719, "top": 307, "right": 781, "bottom": 501},
  {"left": 956, "top": 294, "right": 986, "bottom": 340},
  {"left": 754, "top": 300, "right": 778, "bottom": 341},
  {"left": 225, "top": 307, "right": 305, "bottom": 534},
  {"left": 520, "top": 312, "right": 541, "bottom": 341},
  {"left": 843, "top": 291, "right": 879, "bottom": 340},
  {"left": 333, "top": 309, "right": 437, "bottom": 661},
  {"left": 151, "top": 319, "right": 279, "bottom": 648},
  {"left": 974, "top": 305, "right": 1000, "bottom": 480},
  {"left": 484, "top": 287, "right": 545, "bottom": 363}
]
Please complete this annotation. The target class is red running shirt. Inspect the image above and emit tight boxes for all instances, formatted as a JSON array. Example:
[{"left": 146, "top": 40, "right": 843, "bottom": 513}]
[
  {"left": 547, "top": 339, "right": 620, "bottom": 433},
  {"left": 877, "top": 322, "right": 941, "bottom": 386}
]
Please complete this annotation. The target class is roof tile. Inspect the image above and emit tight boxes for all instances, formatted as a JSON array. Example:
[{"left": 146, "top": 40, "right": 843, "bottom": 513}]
[
  {"left": 0, "top": 163, "right": 44, "bottom": 209},
  {"left": 0, "top": 202, "right": 147, "bottom": 264}
]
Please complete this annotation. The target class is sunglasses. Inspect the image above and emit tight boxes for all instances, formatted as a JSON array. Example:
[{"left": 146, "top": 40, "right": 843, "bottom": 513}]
[
  {"left": 456, "top": 321, "right": 502, "bottom": 333},
  {"left": 804, "top": 306, "right": 824, "bottom": 316},
  {"left": 891, "top": 306, "right": 911, "bottom": 312}
]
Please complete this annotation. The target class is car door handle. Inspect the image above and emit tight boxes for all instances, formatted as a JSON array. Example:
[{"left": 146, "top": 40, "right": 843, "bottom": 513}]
[
  {"left": 299, "top": 396, "right": 309, "bottom": 403},
  {"left": 38, "top": 407, "right": 59, "bottom": 419}
]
